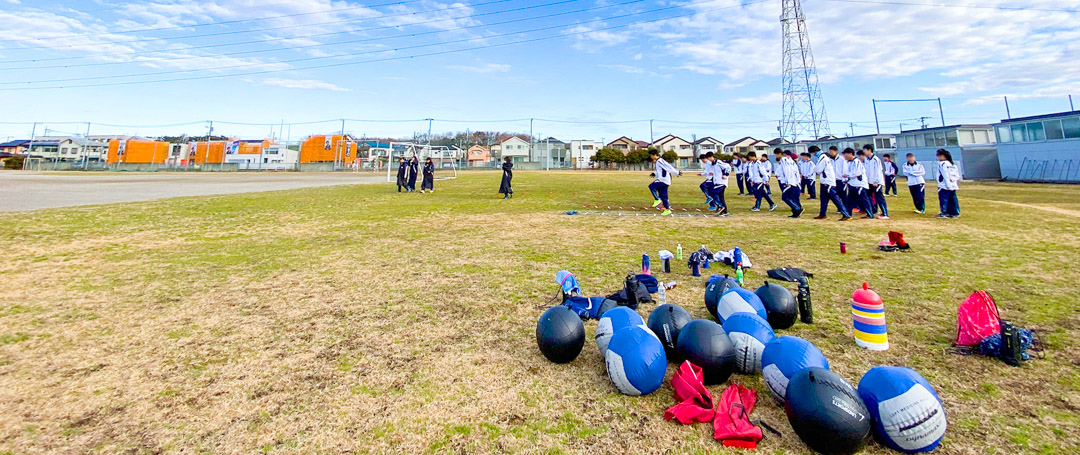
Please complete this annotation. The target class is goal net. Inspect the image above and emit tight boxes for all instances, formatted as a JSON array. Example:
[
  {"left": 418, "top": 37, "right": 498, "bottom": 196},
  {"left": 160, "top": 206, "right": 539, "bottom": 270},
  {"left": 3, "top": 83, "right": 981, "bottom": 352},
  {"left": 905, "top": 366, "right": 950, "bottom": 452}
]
[{"left": 384, "top": 142, "right": 460, "bottom": 183}]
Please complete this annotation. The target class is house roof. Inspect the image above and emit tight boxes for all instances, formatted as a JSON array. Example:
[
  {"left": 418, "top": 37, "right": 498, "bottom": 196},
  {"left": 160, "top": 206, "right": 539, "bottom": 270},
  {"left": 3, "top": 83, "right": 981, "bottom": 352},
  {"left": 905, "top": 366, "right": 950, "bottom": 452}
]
[
  {"left": 693, "top": 136, "right": 723, "bottom": 145},
  {"left": 998, "top": 110, "right": 1080, "bottom": 124},
  {"left": 606, "top": 136, "right": 637, "bottom": 146},
  {"left": 0, "top": 151, "right": 14, "bottom": 158},
  {"left": 635, "top": 140, "right": 650, "bottom": 148},
  {"left": 28, "top": 141, "right": 61, "bottom": 147},
  {"left": 766, "top": 137, "right": 790, "bottom": 146},
  {"left": 652, "top": 134, "right": 689, "bottom": 145},
  {"left": 725, "top": 136, "right": 762, "bottom": 146},
  {"left": 0, "top": 140, "right": 29, "bottom": 147}
]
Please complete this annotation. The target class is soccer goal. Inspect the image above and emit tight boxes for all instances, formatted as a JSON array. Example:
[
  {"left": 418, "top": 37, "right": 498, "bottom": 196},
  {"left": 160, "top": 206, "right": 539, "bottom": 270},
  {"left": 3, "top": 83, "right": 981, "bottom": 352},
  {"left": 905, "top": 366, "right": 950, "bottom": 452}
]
[{"left": 384, "top": 142, "right": 460, "bottom": 183}]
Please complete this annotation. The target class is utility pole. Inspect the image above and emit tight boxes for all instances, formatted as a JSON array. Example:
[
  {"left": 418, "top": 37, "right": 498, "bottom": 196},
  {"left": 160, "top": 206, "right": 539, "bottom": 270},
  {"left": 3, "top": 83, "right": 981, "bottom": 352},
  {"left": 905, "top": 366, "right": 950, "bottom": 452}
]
[
  {"left": 872, "top": 99, "right": 880, "bottom": 134},
  {"left": 529, "top": 118, "right": 534, "bottom": 164},
  {"left": 204, "top": 120, "right": 213, "bottom": 167},
  {"left": 82, "top": 122, "right": 91, "bottom": 170},
  {"left": 1070, "top": 95, "right": 1074, "bottom": 111},
  {"left": 339, "top": 118, "right": 347, "bottom": 169},
  {"left": 918, "top": 117, "right": 930, "bottom": 129},
  {"left": 937, "top": 97, "right": 945, "bottom": 127},
  {"left": 22, "top": 122, "right": 38, "bottom": 170},
  {"left": 849, "top": 123, "right": 855, "bottom": 137},
  {"left": 1004, "top": 96, "right": 1011, "bottom": 119},
  {"left": 649, "top": 119, "right": 654, "bottom": 144}
]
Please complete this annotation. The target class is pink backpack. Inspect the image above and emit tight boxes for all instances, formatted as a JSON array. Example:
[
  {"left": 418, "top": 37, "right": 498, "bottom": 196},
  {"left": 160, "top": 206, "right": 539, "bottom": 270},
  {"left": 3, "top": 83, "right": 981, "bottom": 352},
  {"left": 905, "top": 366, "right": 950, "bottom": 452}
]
[{"left": 954, "top": 291, "right": 1001, "bottom": 346}]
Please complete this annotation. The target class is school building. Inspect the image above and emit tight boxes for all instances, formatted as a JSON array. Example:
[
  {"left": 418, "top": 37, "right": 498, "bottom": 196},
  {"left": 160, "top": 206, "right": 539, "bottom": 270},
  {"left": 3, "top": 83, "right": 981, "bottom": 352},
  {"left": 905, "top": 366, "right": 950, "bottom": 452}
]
[
  {"left": 893, "top": 125, "right": 999, "bottom": 180},
  {"left": 993, "top": 110, "right": 1080, "bottom": 183}
]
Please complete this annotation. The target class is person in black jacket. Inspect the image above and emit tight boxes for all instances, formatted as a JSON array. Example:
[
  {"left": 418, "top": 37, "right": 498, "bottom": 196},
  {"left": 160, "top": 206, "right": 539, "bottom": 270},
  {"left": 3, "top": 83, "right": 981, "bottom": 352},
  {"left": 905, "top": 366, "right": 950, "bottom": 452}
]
[
  {"left": 499, "top": 157, "right": 514, "bottom": 199},
  {"left": 406, "top": 156, "right": 419, "bottom": 191},
  {"left": 396, "top": 158, "right": 408, "bottom": 193},
  {"left": 421, "top": 158, "right": 435, "bottom": 193}
]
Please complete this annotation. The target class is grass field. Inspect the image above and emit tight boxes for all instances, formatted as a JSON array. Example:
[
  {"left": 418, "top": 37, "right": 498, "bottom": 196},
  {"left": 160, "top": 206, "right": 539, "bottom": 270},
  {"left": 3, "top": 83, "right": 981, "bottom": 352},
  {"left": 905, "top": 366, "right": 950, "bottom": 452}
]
[{"left": 1, "top": 171, "right": 1079, "bottom": 454}]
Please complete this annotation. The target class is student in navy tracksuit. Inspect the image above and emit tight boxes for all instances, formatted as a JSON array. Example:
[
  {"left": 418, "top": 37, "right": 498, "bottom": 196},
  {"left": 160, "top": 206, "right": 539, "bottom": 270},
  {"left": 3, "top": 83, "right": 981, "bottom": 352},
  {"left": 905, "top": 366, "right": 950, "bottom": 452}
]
[
  {"left": 841, "top": 148, "right": 874, "bottom": 218},
  {"left": 775, "top": 149, "right": 803, "bottom": 217},
  {"left": 748, "top": 152, "right": 777, "bottom": 212},
  {"left": 649, "top": 149, "right": 682, "bottom": 216},
  {"left": 811, "top": 146, "right": 851, "bottom": 220},
  {"left": 863, "top": 144, "right": 889, "bottom": 219},
  {"left": 882, "top": 154, "right": 899, "bottom": 196},
  {"left": 706, "top": 152, "right": 731, "bottom": 216},
  {"left": 697, "top": 154, "right": 715, "bottom": 209},
  {"left": 798, "top": 152, "right": 817, "bottom": 199},
  {"left": 733, "top": 155, "right": 747, "bottom": 195},
  {"left": 936, "top": 148, "right": 961, "bottom": 218},
  {"left": 903, "top": 153, "right": 927, "bottom": 214}
]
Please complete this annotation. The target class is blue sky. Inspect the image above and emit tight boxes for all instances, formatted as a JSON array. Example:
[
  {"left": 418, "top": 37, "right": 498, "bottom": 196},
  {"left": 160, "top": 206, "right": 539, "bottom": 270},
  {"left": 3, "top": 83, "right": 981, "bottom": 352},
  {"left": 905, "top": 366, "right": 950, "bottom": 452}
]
[{"left": 0, "top": 0, "right": 1077, "bottom": 143}]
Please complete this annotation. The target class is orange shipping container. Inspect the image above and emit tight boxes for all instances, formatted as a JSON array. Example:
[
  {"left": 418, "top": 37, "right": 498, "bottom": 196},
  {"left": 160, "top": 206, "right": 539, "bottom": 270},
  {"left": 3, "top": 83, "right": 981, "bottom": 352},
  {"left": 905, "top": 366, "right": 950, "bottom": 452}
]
[
  {"left": 107, "top": 139, "right": 170, "bottom": 164},
  {"left": 300, "top": 135, "right": 355, "bottom": 163}
]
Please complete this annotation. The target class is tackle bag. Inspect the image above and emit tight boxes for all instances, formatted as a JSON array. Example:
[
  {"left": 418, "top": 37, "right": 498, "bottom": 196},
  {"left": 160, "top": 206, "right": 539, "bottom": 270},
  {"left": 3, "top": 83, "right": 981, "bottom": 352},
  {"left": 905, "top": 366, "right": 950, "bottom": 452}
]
[
  {"left": 635, "top": 274, "right": 659, "bottom": 294},
  {"left": 606, "top": 275, "right": 652, "bottom": 310}
]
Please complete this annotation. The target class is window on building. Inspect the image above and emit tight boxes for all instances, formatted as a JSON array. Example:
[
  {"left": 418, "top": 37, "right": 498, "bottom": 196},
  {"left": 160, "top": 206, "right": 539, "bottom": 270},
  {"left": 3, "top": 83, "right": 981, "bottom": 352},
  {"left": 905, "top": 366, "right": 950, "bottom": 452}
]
[
  {"left": 1025, "top": 122, "right": 1045, "bottom": 141},
  {"left": 975, "top": 130, "right": 991, "bottom": 144},
  {"left": 1062, "top": 117, "right": 1080, "bottom": 139},
  {"left": 913, "top": 134, "right": 925, "bottom": 147},
  {"left": 958, "top": 130, "right": 975, "bottom": 145},
  {"left": 1044, "top": 119, "right": 1064, "bottom": 140},
  {"left": 945, "top": 130, "right": 959, "bottom": 146},
  {"left": 875, "top": 137, "right": 893, "bottom": 149},
  {"left": 996, "top": 125, "right": 1012, "bottom": 143},
  {"left": 1010, "top": 124, "right": 1026, "bottom": 143}
]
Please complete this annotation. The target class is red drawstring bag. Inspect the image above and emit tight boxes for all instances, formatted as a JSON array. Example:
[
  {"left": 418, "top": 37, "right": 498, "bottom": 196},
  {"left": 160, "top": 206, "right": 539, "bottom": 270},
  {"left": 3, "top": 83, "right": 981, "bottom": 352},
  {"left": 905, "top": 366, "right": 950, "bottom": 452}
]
[
  {"left": 955, "top": 291, "right": 1001, "bottom": 346},
  {"left": 713, "top": 384, "right": 763, "bottom": 448},
  {"left": 664, "top": 362, "right": 715, "bottom": 424}
]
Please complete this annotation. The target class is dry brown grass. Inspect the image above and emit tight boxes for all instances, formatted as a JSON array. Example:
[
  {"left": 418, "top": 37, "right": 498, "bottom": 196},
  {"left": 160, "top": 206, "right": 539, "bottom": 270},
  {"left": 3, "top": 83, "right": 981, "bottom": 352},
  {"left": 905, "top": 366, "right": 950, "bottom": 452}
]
[{"left": 1, "top": 172, "right": 1079, "bottom": 454}]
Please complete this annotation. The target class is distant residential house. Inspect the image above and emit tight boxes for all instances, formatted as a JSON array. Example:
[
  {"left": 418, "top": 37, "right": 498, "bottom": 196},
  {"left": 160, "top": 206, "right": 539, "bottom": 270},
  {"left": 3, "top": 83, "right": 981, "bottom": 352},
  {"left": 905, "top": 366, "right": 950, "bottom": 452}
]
[
  {"left": 467, "top": 145, "right": 492, "bottom": 167},
  {"left": 569, "top": 140, "right": 602, "bottom": 169},
  {"left": 606, "top": 136, "right": 640, "bottom": 153},
  {"left": 533, "top": 137, "right": 568, "bottom": 167},
  {"left": 0, "top": 140, "right": 29, "bottom": 156},
  {"left": 54, "top": 137, "right": 109, "bottom": 162},
  {"left": 724, "top": 137, "right": 770, "bottom": 155},
  {"left": 635, "top": 140, "right": 650, "bottom": 149},
  {"left": 651, "top": 134, "right": 694, "bottom": 167},
  {"left": 26, "top": 141, "right": 61, "bottom": 159},
  {"left": 692, "top": 137, "right": 724, "bottom": 156},
  {"left": 492, "top": 136, "right": 530, "bottom": 163}
]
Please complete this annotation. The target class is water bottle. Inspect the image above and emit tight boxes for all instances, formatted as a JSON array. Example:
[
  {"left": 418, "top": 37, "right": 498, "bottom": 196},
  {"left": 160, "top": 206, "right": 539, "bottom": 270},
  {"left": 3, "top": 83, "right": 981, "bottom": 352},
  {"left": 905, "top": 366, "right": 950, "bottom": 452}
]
[
  {"left": 677, "top": 244, "right": 683, "bottom": 260},
  {"left": 642, "top": 254, "right": 651, "bottom": 275},
  {"left": 735, "top": 263, "right": 744, "bottom": 286},
  {"left": 797, "top": 276, "right": 813, "bottom": 324},
  {"left": 733, "top": 247, "right": 742, "bottom": 266},
  {"left": 657, "top": 282, "right": 667, "bottom": 305}
]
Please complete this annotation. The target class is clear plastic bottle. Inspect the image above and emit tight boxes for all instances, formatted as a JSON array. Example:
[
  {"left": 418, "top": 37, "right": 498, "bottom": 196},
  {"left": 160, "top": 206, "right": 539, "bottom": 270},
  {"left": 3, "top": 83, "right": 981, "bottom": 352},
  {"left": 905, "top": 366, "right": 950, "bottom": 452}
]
[
  {"left": 657, "top": 281, "right": 667, "bottom": 305},
  {"left": 676, "top": 244, "right": 683, "bottom": 260}
]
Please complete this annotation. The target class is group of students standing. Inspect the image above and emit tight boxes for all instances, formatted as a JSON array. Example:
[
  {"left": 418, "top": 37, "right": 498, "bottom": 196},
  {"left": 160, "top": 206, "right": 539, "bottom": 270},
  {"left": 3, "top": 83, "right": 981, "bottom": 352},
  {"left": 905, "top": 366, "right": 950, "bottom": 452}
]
[
  {"left": 647, "top": 145, "right": 962, "bottom": 219},
  {"left": 396, "top": 157, "right": 436, "bottom": 193}
]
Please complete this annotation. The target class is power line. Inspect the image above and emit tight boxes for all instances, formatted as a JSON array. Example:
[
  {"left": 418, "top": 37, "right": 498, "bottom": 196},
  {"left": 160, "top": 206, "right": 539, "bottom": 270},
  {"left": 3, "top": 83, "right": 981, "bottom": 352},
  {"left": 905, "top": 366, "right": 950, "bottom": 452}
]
[
  {"left": 0, "top": 0, "right": 426, "bottom": 41},
  {"left": 1, "top": 0, "right": 737, "bottom": 87},
  {"left": 0, "top": 0, "right": 640, "bottom": 71},
  {"left": 3, "top": 0, "right": 518, "bottom": 50},
  {"left": 820, "top": 0, "right": 1080, "bottom": 13}
]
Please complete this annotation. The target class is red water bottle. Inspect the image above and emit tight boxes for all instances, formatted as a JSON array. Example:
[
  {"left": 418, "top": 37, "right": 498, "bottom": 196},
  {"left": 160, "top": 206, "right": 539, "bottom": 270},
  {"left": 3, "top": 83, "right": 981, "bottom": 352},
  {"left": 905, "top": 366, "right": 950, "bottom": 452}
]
[{"left": 840, "top": 242, "right": 847, "bottom": 254}]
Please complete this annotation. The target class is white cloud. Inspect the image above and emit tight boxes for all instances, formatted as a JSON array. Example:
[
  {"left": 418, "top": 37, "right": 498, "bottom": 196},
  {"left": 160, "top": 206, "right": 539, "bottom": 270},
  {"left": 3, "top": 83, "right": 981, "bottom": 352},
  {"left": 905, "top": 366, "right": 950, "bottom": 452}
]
[
  {"left": 600, "top": 64, "right": 645, "bottom": 74},
  {"left": 447, "top": 62, "right": 510, "bottom": 73},
  {"left": 620, "top": 0, "right": 1080, "bottom": 101},
  {"left": 261, "top": 78, "right": 351, "bottom": 91},
  {"left": 729, "top": 92, "right": 783, "bottom": 105},
  {"left": 569, "top": 22, "right": 631, "bottom": 51}
]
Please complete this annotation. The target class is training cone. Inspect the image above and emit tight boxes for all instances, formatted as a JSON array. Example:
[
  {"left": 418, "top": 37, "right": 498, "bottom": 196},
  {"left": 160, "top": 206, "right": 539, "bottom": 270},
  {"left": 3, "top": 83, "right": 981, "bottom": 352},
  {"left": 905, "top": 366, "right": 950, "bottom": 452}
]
[{"left": 852, "top": 282, "right": 889, "bottom": 351}]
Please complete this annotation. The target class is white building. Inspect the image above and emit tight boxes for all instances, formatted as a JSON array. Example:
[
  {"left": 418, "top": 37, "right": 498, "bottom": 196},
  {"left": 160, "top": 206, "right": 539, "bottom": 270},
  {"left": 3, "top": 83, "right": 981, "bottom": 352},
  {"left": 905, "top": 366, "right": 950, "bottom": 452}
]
[
  {"left": 224, "top": 144, "right": 299, "bottom": 170},
  {"left": 810, "top": 134, "right": 896, "bottom": 158},
  {"left": 569, "top": 140, "right": 602, "bottom": 169},
  {"left": 692, "top": 137, "right": 724, "bottom": 156},
  {"left": 491, "top": 136, "right": 531, "bottom": 164},
  {"left": 894, "top": 125, "right": 998, "bottom": 180},
  {"left": 651, "top": 135, "right": 694, "bottom": 167},
  {"left": 724, "top": 137, "right": 771, "bottom": 156}
]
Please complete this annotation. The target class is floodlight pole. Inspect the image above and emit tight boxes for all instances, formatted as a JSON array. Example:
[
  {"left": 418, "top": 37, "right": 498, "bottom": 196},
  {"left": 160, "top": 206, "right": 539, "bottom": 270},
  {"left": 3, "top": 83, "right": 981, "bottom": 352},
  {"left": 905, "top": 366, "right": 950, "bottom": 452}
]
[
  {"left": 649, "top": 119, "right": 654, "bottom": 144},
  {"left": 937, "top": 97, "right": 945, "bottom": 127}
]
